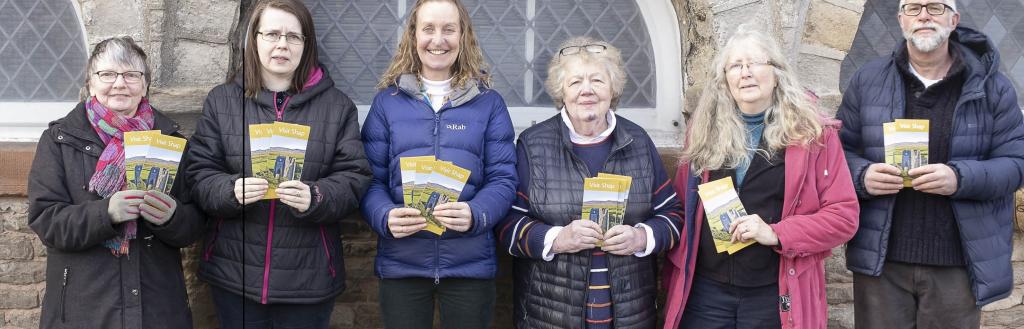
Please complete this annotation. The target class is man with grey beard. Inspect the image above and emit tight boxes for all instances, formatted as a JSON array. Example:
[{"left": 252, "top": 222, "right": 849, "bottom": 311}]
[{"left": 836, "top": 0, "right": 1024, "bottom": 328}]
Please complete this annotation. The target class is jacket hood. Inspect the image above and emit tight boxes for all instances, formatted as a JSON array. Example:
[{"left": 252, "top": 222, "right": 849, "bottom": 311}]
[
  {"left": 395, "top": 74, "right": 483, "bottom": 108},
  {"left": 232, "top": 64, "right": 336, "bottom": 110},
  {"left": 892, "top": 26, "right": 998, "bottom": 100}
]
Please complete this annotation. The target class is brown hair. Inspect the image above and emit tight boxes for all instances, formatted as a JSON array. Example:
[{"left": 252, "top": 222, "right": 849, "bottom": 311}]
[
  {"left": 241, "top": 0, "right": 319, "bottom": 98},
  {"left": 81, "top": 36, "right": 151, "bottom": 101},
  {"left": 376, "top": 0, "right": 490, "bottom": 90}
]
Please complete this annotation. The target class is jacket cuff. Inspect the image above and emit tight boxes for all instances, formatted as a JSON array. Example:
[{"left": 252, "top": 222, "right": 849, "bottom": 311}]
[{"left": 289, "top": 181, "right": 323, "bottom": 219}]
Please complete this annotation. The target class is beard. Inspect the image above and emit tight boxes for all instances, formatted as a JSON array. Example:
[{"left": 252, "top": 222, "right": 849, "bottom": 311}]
[{"left": 903, "top": 21, "right": 952, "bottom": 53}]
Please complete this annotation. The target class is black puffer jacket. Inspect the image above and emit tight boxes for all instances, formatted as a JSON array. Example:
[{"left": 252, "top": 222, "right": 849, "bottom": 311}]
[
  {"left": 186, "top": 67, "right": 372, "bottom": 304},
  {"left": 28, "top": 103, "right": 205, "bottom": 329},
  {"left": 512, "top": 116, "right": 660, "bottom": 329}
]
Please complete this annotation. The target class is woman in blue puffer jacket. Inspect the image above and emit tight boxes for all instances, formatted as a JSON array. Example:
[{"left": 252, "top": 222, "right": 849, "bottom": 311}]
[{"left": 359, "top": 0, "right": 517, "bottom": 328}]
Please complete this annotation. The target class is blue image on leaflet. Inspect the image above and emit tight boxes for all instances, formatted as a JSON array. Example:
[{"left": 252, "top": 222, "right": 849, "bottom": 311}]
[
  {"left": 902, "top": 150, "right": 911, "bottom": 170},
  {"left": 146, "top": 167, "right": 161, "bottom": 189},
  {"left": 589, "top": 208, "right": 599, "bottom": 221},
  {"left": 274, "top": 156, "right": 285, "bottom": 176},
  {"left": 133, "top": 164, "right": 142, "bottom": 186}
]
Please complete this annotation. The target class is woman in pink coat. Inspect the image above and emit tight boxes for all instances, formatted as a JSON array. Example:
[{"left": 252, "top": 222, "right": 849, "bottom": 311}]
[{"left": 662, "top": 24, "right": 859, "bottom": 329}]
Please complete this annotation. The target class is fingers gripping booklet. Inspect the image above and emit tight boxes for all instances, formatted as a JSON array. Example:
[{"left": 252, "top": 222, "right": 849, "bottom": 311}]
[
  {"left": 248, "top": 122, "right": 310, "bottom": 199},
  {"left": 123, "top": 131, "right": 186, "bottom": 194},
  {"left": 399, "top": 156, "right": 470, "bottom": 236},
  {"left": 697, "top": 177, "right": 754, "bottom": 254},
  {"left": 883, "top": 119, "right": 929, "bottom": 187}
]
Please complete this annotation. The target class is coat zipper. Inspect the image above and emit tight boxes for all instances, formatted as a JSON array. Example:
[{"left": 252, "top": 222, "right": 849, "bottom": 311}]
[
  {"left": 429, "top": 99, "right": 444, "bottom": 285},
  {"left": 260, "top": 93, "right": 289, "bottom": 304},
  {"left": 60, "top": 266, "right": 70, "bottom": 323},
  {"left": 262, "top": 201, "right": 277, "bottom": 304}
]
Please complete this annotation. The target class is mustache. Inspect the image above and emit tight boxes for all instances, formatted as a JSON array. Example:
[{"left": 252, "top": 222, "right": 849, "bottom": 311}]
[{"left": 911, "top": 21, "right": 946, "bottom": 33}]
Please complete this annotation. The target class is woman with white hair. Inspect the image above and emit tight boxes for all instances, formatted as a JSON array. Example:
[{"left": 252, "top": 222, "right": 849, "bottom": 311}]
[
  {"left": 497, "top": 36, "right": 683, "bottom": 328},
  {"left": 661, "top": 25, "right": 860, "bottom": 329},
  {"left": 27, "top": 36, "right": 204, "bottom": 329}
]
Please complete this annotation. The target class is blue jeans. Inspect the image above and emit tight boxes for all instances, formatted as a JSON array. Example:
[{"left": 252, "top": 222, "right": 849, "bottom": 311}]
[
  {"left": 679, "top": 275, "right": 781, "bottom": 329},
  {"left": 210, "top": 285, "right": 335, "bottom": 329}
]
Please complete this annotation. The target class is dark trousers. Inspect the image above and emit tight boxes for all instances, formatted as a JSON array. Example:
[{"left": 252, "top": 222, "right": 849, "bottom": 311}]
[
  {"left": 678, "top": 275, "right": 781, "bottom": 329},
  {"left": 853, "top": 261, "right": 980, "bottom": 329},
  {"left": 210, "top": 285, "right": 335, "bottom": 329},
  {"left": 379, "top": 277, "right": 495, "bottom": 329}
]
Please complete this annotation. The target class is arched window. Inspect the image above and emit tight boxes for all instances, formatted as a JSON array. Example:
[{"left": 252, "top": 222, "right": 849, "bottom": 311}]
[
  {"left": 0, "top": 0, "right": 88, "bottom": 141},
  {"left": 841, "top": 0, "right": 1024, "bottom": 108},
  {"left": 308, "top": 0, "right": 682, "bottom": 144}
]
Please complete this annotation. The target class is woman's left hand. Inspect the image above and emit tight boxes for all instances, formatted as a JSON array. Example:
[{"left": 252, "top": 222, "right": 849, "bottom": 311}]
[
  {"left": 433, "top": 202, "right": 473, "bottom": 232},
  {"left": 276, "top": 180, "right": 311, "bottom": 212},
  {"left": 601, "top": 225, "right": 647, "bottom": 255},
  {"left": 729, "top": 214, "right": 779, "bottom": 246}
]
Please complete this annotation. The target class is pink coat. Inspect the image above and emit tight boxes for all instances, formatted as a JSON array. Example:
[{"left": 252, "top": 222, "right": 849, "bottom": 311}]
[{"left": 662, "top": 123, "right": 859, "bottom": 329}]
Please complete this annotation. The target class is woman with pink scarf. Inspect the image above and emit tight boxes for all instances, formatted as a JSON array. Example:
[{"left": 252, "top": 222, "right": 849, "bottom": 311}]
[{"left": 27, "top": 36, "right": 205, "bottom": 329}]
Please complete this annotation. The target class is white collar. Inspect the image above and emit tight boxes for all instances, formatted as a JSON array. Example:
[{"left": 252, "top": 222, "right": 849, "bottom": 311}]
[{"left": 560, "top": 109, "right": 616, "bottom": 145}]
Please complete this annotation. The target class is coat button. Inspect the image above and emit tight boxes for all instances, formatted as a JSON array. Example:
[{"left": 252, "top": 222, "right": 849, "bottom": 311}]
[
  {"left": 131, "top": 289, "right": 139, "bottom": 296},
  {"left": 85, "top": 146, "right": 91, "bottom": 151},
  {"left": 788, "top": 268, "right": 796, "bottom": 276},
  {"left": 57, "top": 135, "right": 64, "bottom": 140}
]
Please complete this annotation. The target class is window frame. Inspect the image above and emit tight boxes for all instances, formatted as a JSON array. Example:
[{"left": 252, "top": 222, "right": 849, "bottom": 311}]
[{"left": 0, "top": 0, "right": 88, "bottom": 142}]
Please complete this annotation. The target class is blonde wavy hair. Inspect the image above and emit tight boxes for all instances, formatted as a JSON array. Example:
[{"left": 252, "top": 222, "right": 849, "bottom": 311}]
[
  {"left": 682, "top": 25, "right": 824, "bottom": 175},
  {"left": 376, "top": 0, "right": 490, "bottom": 90}
]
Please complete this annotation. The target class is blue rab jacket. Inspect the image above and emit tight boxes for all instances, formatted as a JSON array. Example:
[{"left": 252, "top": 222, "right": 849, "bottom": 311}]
[
  {"left": 361, "top": 74, "right": 517, "bottom": 280},
  {"left": 837, "top": 26, "right": 1024, "bottom": 306}
]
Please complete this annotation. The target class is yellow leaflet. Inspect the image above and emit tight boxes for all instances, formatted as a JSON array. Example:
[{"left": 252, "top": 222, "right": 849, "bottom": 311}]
[
  {"left": 123, "top": 131, "right": 158, "bottom": 191},
  {"left": 697, "top": 177, "right": 751, "bottom": 254},
  {"left": 400, "top": 156, "right": 435, "bottom": 207},
  {"left": 415, "top": 160, "right": 445, "bottom": 235},
  {"left": 883, "top": 119, "right": 929, "bottom": 187}
]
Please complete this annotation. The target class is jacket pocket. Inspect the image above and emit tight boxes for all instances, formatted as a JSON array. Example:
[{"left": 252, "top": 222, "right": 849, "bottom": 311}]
[
  {"left": 203, "top": 218, "right": 223, "bottom": 261},
  {"left": 59, "top": 266, "right": 70, "bottom": 323},
  {"left": 319, "top": 225, "right": 336, "bottom": 277}
]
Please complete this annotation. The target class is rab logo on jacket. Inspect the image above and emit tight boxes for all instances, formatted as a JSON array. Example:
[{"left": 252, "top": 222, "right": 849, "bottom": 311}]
[{"left": 446, "top": 123, "right": 467, "bottom": 131}]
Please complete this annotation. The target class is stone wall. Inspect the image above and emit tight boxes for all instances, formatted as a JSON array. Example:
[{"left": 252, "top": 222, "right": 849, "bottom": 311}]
[{"left": 2, "top": 1, "right": 1024, "bottom": 328}]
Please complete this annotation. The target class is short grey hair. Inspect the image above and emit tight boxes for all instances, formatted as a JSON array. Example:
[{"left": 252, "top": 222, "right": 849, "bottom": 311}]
[
  {"left": 544, "top": 36, "right": 626, "bottom": 110},
  {"left": 80, "top": 36, "right": 151, "bottom": 101},
  {"left": 898, "top": 0, "right": 958, "bottom": 13}
]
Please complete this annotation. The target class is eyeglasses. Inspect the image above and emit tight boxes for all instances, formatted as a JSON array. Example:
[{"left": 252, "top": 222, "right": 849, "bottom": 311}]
[
  {"left": 94, "top": 71, "right": 144, "bottom": 84},
  {"left": 558, "top": 44, "right": 607, "bottom": 57},
  {"left": 901, "top": 3, "right": 954, "bottom": 16},
  {"left": 257, "top": 31, "right": 305, "bottom": 45},
  {"left": 725, "top": 60, "right": 772, "bottom": 76}
]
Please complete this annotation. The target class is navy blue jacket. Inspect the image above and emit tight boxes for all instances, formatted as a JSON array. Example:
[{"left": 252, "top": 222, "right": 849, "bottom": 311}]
[
  {"left": 837, "top": 27, "right": 1024, "bottom": 306},
  {"left": 361, "top": 75, "right": 517, "bottom": 280}
]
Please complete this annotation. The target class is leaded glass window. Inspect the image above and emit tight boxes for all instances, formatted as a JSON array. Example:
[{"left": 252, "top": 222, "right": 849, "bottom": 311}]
[
  {"left": 306, "top": 0, "right": 656, "bottom": 109},
  {"left": 0, "top": 0, "right": 87, "bottom": 101},
  {"left": 841, "top": 0, "right": 1024, "bottom": 107}
]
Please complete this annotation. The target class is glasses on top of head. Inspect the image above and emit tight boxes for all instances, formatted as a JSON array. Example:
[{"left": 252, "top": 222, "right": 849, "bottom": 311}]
[
  {"left": 94, "top": 71, "right": 144, "bottom": 84},
  {"left": 257, "top": 31, "right": 305, "bottom": 45},
  {"left": 725, "top": 60, "right": 772, "bottom": 76},
  {"left": 901, "top": 3, "right": 954, "bottom": 16},
  {"left": 558, "top": 44, "right": 607, "bottom": 57}
]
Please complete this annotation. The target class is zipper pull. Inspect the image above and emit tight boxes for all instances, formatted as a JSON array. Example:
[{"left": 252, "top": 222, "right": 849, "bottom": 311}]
[
  {"left": 433, "top": 116, "right": 440, "bottom": 136},
  {"left": 62, "top": 267, "right": 69, "bottom": 286}
]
